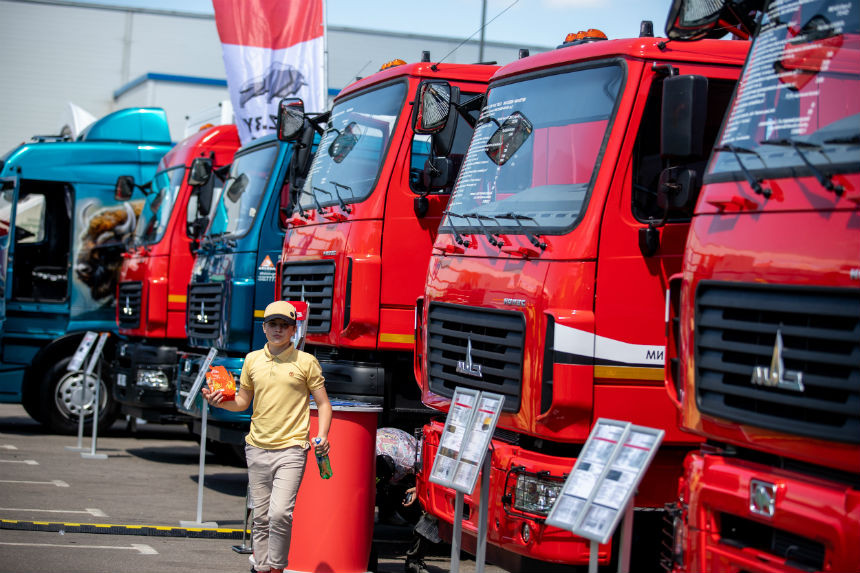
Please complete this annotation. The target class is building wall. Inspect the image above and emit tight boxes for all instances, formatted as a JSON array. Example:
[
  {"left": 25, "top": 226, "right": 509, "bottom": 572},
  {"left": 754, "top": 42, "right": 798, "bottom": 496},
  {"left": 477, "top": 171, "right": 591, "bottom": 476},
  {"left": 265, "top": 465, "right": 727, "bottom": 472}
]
[{"left": 0, "top": 0, "right": 549, "bottom": 152}]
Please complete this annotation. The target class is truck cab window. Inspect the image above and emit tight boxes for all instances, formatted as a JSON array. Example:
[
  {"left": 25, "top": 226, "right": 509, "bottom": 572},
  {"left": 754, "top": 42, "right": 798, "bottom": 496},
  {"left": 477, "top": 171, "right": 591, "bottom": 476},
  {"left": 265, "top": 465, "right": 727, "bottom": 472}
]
[
  {"left": 12, "top": 181, "right": 71, "bottom": 301},
  {"left": 632, "top": 77, "right": 736, "bottom": 222}
]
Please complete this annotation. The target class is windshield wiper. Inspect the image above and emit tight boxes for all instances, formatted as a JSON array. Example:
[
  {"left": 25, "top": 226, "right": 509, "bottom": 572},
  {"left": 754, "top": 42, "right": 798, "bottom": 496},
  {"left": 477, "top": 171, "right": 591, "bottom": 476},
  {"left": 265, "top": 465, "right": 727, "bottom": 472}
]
[
  {"left": 497, "top": 213, "right": 547, "bottom": 250},
  {"left": 713, "top": 144, "right": 771, "bottom": 198},
  {"left": 302, "top": 188, "right": 326, "bottom": 213},
  {"left": 329, "top": 181, "right": 354, "bottom": 213},
  {"left": 823, "top": 135, "right": 860, "bottom": 145},
  {"left": 444, "top": 212, "right": 472, "bottom": 247},
  {"left": 760, "top": 138, "right": 844, "bottom": 196},
  {"left": 461, "top": 212, "right": 505, "bottom": 248}
]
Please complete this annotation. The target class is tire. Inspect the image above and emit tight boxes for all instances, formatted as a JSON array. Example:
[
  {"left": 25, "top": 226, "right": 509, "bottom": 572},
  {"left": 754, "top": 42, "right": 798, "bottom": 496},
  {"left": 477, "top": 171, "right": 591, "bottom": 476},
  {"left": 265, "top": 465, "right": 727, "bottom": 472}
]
[{"left": 41, "top": 354, "right": 119, "bottom": 434}]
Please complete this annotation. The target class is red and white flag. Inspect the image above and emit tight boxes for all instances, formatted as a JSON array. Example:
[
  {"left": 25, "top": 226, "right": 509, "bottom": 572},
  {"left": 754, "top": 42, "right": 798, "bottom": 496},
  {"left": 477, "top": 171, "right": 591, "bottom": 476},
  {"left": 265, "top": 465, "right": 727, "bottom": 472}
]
[{"left": 213, "top": 0, "right": 325, "bottom": 144}]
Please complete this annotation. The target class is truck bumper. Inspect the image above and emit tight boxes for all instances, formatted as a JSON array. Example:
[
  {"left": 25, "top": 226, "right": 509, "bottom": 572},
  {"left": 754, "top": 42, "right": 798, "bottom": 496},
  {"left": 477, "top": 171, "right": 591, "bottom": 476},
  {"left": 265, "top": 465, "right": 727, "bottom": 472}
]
[
  {"left": 112, "top": 340, "right": 186, "bottom": 423},
  {"left": 674, "top": 451, "right": 860, "bottom": 573}
]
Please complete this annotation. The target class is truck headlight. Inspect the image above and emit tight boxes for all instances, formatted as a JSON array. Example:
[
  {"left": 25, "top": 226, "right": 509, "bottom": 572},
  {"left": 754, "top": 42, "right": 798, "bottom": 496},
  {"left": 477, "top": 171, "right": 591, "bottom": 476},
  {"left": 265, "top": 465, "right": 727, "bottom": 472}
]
[
  {"left": 137, "top": 369, "right": 170, "bottom": 391},
  {"left": 512, "top": 471, "right": 563, "bottom": 515}
]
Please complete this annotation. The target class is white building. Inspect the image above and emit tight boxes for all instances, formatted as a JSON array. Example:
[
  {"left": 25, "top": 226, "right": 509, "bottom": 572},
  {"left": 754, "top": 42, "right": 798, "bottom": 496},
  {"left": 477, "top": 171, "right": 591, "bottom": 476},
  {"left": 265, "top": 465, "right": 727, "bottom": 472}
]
[{"left": 0, "top": 0, "right": 550, "bottom": 150}]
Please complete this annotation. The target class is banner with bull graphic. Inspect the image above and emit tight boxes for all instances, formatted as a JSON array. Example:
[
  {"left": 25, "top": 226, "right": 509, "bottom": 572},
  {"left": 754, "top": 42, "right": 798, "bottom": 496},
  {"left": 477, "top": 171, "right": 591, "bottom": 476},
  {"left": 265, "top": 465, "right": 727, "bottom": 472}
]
[{"left": 213, "top": 0, "right": 325, "bottom": 145}]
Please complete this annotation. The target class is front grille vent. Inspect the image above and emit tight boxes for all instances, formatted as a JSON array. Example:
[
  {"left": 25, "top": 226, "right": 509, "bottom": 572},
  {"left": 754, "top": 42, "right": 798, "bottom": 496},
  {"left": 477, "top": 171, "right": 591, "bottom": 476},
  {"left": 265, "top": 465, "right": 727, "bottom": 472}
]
[
  {"left": 118, "top": 281, "right": 142, "bottom": 328},
  {"left": 186, "top": 282, "right": 224, "bottom": 340},
  {"left": 426, "top": 303, "right": 525, "bottom": 412},
  {"left": 281, "top": 261, "right": 335, "bottom": 332},
  {"left": 695, "top": 282, "right": 860, "bottom": 443},
  {"left": 719, "top": 513, "right": 825, "bottom": 571}
]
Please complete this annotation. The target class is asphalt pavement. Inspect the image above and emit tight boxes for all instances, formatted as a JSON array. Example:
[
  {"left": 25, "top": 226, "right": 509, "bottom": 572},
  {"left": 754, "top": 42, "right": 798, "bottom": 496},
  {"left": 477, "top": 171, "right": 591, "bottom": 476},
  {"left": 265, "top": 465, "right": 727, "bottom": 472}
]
[{"left": 0, "top": 403, "right": 505, "bottom": 573}]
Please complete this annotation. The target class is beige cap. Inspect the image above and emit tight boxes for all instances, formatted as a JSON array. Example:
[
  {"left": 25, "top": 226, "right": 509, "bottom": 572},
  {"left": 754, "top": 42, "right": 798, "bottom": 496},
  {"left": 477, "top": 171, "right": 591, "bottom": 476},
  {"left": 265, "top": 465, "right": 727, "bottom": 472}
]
[{"left": 263, "top": 300, "right": 297, "bottom": 324}]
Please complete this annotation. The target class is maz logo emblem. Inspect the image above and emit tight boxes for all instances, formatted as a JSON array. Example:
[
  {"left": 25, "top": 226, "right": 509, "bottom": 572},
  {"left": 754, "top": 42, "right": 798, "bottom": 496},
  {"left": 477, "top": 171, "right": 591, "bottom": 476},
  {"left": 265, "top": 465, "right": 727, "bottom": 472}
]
[
  {"left": 750, "top": 328, "right": 804, "bottom": 392},
  {"left": 196, "top": 302, "right": 209, "bottom": 324},
  {"left": 456, "top": 337, "right": 483, "bottom": 378},
  {"left": 122, "top": 296, "right": 134, "bottom": 316},
  {"left": 750, "top": 479, "right": 776, "bottom": 517}
]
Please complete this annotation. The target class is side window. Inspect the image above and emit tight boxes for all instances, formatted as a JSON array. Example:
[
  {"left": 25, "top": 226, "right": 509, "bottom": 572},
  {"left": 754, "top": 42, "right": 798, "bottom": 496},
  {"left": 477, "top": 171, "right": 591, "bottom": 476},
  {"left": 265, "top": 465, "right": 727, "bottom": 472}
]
[
  {"left": 13, "top": 181, "right": 71, "bottom": 302},
  {"left": 631, "top": 76, "right": 736, "bottom": 222},
  {"left": 410, "top": 92, "right": 481, "bottom": 195}
]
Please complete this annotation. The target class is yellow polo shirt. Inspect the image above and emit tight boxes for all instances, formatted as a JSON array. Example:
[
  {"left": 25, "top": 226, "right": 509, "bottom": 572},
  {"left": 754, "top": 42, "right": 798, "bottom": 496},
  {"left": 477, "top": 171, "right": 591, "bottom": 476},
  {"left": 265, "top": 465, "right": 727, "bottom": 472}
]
[{"left": 239, "top": 343, "right": 325, "bottom": 450}]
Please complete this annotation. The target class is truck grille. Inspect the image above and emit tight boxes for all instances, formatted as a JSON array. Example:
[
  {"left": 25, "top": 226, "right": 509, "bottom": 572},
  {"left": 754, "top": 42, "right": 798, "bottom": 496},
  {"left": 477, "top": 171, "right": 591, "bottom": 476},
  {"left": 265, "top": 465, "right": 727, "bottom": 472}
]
[
  {"left": 186, "top": 282, "right": 224, "bottom": 340},
  {"left": 695, "top": 282, "right": 860, "bottom": 443},
  {"left": 426, "top": 303, "right": 524, "bottom": 412},
  {"left": 118, "top": 281, "right": 142, "bottom": 328},
  {"left": 281, "top": 261, "right": 335, "bottom": 333}
]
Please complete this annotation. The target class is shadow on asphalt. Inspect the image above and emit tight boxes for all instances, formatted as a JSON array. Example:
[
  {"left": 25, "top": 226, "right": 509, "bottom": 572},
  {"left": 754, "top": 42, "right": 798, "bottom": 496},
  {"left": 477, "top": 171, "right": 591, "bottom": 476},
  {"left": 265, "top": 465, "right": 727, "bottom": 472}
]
[
  {"left": 126, "top": 444, "right": 203, "bottom": 464},
  {"left": 192, "top": 471, "right": 248, "bottom": 497}
]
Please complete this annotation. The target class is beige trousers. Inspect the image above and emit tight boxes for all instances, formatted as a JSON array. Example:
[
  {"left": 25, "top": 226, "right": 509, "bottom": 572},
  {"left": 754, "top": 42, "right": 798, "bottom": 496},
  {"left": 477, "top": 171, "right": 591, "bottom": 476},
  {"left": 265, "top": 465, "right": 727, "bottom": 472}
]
[{"left": 245, "top": 444, "right": 307, "bottom": 572}]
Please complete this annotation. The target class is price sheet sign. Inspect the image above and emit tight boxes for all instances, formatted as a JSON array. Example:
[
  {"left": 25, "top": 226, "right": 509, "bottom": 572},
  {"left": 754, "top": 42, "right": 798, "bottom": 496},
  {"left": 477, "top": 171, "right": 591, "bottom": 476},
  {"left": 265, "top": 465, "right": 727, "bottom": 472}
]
[
  {"left": 429, "top": 389, "right": 504, "bottom": 493},
  {"left": 545, "top": 418, "right": 664, "bottom": 544}
]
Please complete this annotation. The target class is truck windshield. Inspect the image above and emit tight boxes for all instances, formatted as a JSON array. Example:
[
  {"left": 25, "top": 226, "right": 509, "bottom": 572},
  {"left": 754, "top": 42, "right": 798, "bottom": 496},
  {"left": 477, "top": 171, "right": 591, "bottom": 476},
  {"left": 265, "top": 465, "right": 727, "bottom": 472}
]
[
  {"left": 444, "top": 63, "right": 623, "bottom": 234},
  {"left": 134, "top": 166, "right": 184, "bottom": 245},
  {"left": 208, "top": 142, "right": 279, "bottom": 238},
  {"left": 299, "top": 81, "right": 407, "bottom": 211},
  {"left": 708, "top": 0, "right": 860, "bottom": 183}
]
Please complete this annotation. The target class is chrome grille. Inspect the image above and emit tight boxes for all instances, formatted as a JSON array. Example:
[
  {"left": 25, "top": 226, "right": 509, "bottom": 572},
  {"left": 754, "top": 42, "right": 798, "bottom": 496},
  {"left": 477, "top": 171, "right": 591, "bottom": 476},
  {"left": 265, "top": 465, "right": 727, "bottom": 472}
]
[
  {"left": 695, "top": 282, "right": 860, "bottom": 443},
  {"left": 118, "top": 281, "right": 142, "bottom": 328},
  {"left": 281, "top": 261, "right": 335, "bottom": 332},
  {"left": 426, "top": 303, "right": 524, "bottom": 412},
  {"left": 186, "top": 282, "right": 224, "bottom": 340}
]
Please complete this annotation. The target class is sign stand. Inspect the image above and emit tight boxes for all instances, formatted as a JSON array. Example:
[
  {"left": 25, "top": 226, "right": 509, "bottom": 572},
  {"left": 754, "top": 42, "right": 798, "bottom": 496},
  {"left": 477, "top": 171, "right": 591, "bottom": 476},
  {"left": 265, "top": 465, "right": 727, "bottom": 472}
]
[
  {"left": 64, "top": 332, "right": 98, "bottom": 452},
  {"left": 231, "top": 486, "right": 254, "bottom": 554},
  {"left": 180, "top": 347, "right": 219, "bottom": 528},
  {"left": 429, "top": 388, "right": 505, "bottom": 573},
  {"left": 544, "top": 419, "right": 664, "bottom": 573},
  {"left": 80, "top": 333, "right": 110, "bottom": 460}
]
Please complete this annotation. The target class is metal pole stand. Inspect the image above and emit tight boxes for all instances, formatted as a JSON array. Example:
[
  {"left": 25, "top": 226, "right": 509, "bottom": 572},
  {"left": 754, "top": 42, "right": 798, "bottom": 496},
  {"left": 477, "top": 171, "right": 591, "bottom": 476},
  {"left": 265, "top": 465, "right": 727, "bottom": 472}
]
[
  {"left": 232, "top": 485, "right": 254, "bottom": 554},
  {"left": 180, "top": 402, "right": 218, "bottom": 528},
  {"left": 64, "top": 385, "right": 90, "bottom": 452},
  {"left": 81, "top": 333, "right": 109, "bottom": 460}
]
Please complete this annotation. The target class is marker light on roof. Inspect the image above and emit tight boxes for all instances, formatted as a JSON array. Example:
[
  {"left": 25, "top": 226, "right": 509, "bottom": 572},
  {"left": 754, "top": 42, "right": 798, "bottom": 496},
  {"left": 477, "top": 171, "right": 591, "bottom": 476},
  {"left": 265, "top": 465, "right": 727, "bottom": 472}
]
[{"left": 380, "top": 59, "right": 407, "bottom": 71}]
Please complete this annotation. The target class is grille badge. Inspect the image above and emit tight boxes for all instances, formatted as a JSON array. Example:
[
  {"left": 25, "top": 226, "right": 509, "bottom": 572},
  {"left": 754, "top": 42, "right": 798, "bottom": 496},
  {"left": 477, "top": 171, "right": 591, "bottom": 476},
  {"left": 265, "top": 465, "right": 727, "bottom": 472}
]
[
  {"left": 751, "top": 328, "right": 804, "bottom": 392},
  {"left": 122, "top": 295, "right": 134, "bottom": 316},
  {"left": 196, "top": 301, "right": 209, "bottom": 324},
  {"left": 750, "top": 479, "right": 776, "bottom": 517},
  {"left": 456, "top": 337, "right": 483, "bottom": 378}
]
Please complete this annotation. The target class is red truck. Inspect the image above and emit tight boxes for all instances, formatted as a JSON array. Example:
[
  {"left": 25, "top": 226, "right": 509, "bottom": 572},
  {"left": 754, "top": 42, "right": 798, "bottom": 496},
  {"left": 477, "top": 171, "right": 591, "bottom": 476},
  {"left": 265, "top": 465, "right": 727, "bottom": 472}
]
[
  {"left": 662, "top": 1, "right": 860, "bottom": 571},
  {"left": 275, "top": 57, "right": 498, "bottom": 425},
  {"left": 112, "top": 124, "right": 240, "bottom": 424},
  {"left": 411, "top": 27, "right": 748, "bottom": 570}
]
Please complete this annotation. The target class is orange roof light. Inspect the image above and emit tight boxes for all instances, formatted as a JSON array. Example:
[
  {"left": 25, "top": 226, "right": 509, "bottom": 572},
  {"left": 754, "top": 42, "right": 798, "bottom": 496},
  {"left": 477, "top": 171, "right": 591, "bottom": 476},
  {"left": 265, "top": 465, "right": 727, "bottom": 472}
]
[
  {"left": 380, "top": 58, "right": 407, "bottom": 71},
  {"left": 561, "top": 28, "right": 608, "bottom": 46}
]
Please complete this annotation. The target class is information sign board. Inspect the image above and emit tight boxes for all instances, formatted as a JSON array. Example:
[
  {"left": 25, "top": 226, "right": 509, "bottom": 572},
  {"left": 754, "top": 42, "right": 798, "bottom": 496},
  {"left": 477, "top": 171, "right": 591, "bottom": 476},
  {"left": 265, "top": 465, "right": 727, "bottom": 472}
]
[
  {"left": 429, "top": 388, "right": 480, "bottom": 488},
  {"left": 450, "top": 392, "right": 504, "bottom": 493},
  {"left": 67, "top": 332, "right": 98, "bottom": 372},
  {"left": 182, "top": 347, "right": 219, "bottom": 411},
  {"left": 545, "top": 418, "right": 664, "bottom": 544}
]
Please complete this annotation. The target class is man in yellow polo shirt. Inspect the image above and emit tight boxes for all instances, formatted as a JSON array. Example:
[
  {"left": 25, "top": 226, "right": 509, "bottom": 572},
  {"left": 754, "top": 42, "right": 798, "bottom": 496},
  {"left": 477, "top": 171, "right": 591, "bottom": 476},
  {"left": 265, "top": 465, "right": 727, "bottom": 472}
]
[{"left": 203, "top": 300, "right": 332, "bottom": 573}]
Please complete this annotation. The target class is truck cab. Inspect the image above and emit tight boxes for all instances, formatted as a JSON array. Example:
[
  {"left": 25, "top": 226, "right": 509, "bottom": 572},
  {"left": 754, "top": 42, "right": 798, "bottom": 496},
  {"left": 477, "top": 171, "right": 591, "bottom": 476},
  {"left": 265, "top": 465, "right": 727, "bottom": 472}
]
[
  {"left": 176, "top": 132, "right": 304, "bottom": 448},
  {"left": 0, "top": 108, "right": 172, "bottom": 433},
  {"left": 275, "top": 59, "right": 498, "bottom": 427},
  {"left": 112, "top": 124, "right": 240, "bottom": 425},
  {"left": 662, "top": 1, "right": 860, "bottom": 571},
  {"left": 412, "top": 30, "right": 748, "bottom": 570}
]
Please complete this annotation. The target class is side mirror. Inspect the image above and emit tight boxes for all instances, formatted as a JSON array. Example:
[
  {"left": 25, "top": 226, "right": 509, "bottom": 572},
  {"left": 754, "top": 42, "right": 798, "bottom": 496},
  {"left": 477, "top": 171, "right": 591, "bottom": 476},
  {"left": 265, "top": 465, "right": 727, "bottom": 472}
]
[
  {"left": 277, "top": 98, "right": 305, "bottom": 142},
  {"left": 422, "top": 157, "right": 454, "bottom": 190},
  {"left": 115, "top": 175, "right": 135, "bottom": 201},
  {"left": 413, "top": 81, "right": 453, "bottom": 134},
  {"left": 665, "top": 0, "right": 725, "bottom": 41},
  {"left": 486, "top": 112, "right": 534, "bottom": 166},
  {"left": 187, "top": 216, "right": 209, "bottom": 240},
  {"left": 658, "top": 167, "right": 699, "bottom": 214},
  {"left": 225, "top": 173, "right": 249, "bottom": 203},
  {"left": 188, "top": 157, "right": 213, "bottom": 186},
  {"left": 661, "top": 75, "right": 708, "bottom": 159},
  {"left": 328, "top": 122, "right": 362, "bottom": 163}
]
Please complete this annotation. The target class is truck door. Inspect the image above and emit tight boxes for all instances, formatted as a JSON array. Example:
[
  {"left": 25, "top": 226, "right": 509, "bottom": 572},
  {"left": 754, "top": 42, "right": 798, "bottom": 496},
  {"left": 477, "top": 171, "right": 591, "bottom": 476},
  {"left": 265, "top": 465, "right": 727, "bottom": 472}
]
[
  {"left": 0, "top": 176, "right": 20, "bottom": 333},
  {"left": 593, "top": 66, "right": 738, "bottom": 426}
]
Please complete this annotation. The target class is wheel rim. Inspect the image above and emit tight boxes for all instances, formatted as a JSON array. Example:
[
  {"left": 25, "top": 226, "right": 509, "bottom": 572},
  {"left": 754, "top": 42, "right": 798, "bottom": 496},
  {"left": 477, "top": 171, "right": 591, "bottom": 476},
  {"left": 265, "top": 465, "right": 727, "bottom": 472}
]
[{"left": 54, "top": 370, "right": 105, "bottom": 421}]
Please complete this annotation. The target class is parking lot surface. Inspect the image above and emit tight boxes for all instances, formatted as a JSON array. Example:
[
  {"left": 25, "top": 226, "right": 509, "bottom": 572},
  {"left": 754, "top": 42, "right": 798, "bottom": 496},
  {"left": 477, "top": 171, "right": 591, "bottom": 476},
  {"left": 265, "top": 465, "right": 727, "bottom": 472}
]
[{"left": 0, "top": 404, "right": 505, "bottom": 573}]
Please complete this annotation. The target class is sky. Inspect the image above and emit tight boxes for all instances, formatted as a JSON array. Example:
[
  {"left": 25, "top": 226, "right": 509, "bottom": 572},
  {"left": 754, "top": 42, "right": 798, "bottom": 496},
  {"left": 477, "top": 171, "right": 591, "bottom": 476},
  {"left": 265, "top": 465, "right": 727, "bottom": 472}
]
[{"left": 84, "top": 0, "right": 675, "bottom": 49}]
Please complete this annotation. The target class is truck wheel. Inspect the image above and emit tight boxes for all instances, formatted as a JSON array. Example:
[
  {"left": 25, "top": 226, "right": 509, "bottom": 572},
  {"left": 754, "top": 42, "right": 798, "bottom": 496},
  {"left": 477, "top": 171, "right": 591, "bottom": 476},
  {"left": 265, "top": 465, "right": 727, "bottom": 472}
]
[{"left": 41, "top": 355, "right": 119, "bottom": 434}]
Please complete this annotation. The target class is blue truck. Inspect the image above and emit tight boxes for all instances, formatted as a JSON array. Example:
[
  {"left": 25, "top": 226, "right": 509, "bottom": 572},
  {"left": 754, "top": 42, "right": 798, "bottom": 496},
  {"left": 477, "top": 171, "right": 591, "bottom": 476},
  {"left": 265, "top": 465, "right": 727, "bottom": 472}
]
[
  {"left": 0, "top": 108, "right": 173, "bottom": 433},
  {"left": 176, "top": 123, "right": 317, "bottom": 454}
]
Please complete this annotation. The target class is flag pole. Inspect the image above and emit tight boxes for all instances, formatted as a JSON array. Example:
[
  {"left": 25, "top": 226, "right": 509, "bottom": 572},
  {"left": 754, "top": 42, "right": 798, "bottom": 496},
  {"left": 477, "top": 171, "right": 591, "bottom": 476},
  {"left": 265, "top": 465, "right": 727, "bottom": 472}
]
[{"left": 322, "top": 0, "right": 329, "bottom": 110}]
